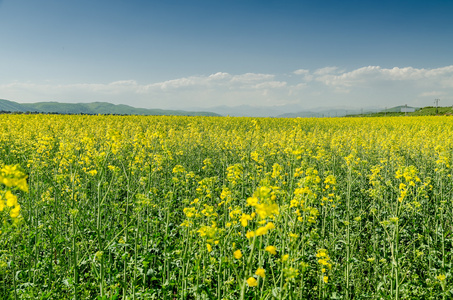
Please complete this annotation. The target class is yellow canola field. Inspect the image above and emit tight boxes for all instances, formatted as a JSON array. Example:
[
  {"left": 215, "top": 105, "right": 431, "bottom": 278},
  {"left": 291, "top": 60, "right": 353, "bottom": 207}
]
[{"left": 0, "top": 114, "right": 451, "bottom": 299}]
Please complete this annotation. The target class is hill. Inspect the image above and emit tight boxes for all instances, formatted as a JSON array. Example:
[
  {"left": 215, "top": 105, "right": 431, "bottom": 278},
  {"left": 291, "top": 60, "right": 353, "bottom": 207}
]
[
  {"left": 410, "top": 106, "right": 453, "bottom": 116},
  {"left": 0, "top": 99, "right": 220, "bottom": 116},
  {"left": 347, "top": 106, "right": 453, "bottom": 117},
  {"left": 277, "top": 109, "right": 378, "bottom": 118},
  {"left": 186, "top": 104, "right": 384, "bottom": 118}
]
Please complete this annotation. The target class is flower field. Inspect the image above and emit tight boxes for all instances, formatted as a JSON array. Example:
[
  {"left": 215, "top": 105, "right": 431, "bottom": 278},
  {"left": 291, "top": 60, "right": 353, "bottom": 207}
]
[{"left": 0, "top": 114, "right": 452, "bottom": 299}]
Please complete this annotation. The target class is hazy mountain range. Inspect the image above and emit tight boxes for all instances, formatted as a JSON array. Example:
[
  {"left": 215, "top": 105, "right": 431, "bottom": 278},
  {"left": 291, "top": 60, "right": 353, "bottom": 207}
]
[
  {"left": 184, "top": 104, "right": 385, "bottom": 117},
  {"left": 0, "top": 99, "right": 415, "bottom": 118},
  {"left": 0, "top": 99, "right": 219, "bottom": 117}
]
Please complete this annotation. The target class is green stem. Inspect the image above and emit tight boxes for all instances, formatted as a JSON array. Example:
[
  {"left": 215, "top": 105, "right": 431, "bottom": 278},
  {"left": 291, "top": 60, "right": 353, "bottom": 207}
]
[{"left": 346, "top": 166, "right": 352, "bottom": 299}]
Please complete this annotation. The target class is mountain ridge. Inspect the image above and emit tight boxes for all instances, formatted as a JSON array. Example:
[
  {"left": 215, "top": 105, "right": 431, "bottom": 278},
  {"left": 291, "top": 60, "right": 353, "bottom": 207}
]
[
  {"left": 0, "top": 99, "right": 220, "bottom": 116},
  {"left": 0, "top": 99, "right": 431, "bottom": 118}
]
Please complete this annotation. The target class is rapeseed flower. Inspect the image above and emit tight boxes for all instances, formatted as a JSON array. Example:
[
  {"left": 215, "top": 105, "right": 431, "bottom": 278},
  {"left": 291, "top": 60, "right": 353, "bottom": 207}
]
[
  {"left": 265, "top": 246, "right": 277, "bottom": 255},
  {"left": 5, "top": 191, "right": 18, "bottom": 207},
  {"left": 10, "top": 205, "right": 20, "bottom": 218},
  {"left": 436, "top": 274, "right": 446, "bottom": 281},
  {"left": 246, "top": 277, "right": 258, "bottom": 287},
  {"left": 255, "top": 268, "right": 265, "bottom": 278}
]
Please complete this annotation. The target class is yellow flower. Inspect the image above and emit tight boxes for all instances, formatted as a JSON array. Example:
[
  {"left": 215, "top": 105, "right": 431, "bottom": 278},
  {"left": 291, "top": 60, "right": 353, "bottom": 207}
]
[
  {"left": 316, "top": 249, "right": 328, "bottom": 258},
  {"left": 436, "top": 274, "right": 446, "bottom": 281},
  {"left": 323, "top": 276, "right": 328, "bottom": 283},
  {"left": 289, "top": 233, "right": 299, "bottom": 239},
  {"left": 10, "top": 205, "right": 20, "bottom": 218},
  {"left": 255, "top": 203, "right": 279, "bottom": 219},
  {"left": 255, "top": 268, "right": 265, "bottom": 278},
  {"left": 246, "top": 277, "right": 258, "bottom": 287},
  {"left": 5, "top": 191, "right": 17, "bottom": 207},
  {"left": 255, "top": 226, "right": 268, "bottom": 236},
  {"left": 239, "top": 213, "right": 253, "bottom": 227},
  {"left": 206, "top": 243, "right": 212, "bottom": 252},
  {"left": 183, "top": 207, "right": 196, "bottom": 218},
  {"left": 265, "top": 245, "right": 277, "bottom": 255},
  {"left": 233, "top": 250, "right": 242, "bottom": 259},
  {"left": 246, "top": 231, "right": 256, "bottom": 239},
  {"left": 246, "top": 197, "right": 258, "bottom": 206},
  {"left": 282, "top": 254, "right": 289, "bottom": 262},
  {"left": 318, "top": 259, "right": 330, "bottom": 266},
  {"left": 265, "top": 222, "right": 275, "bottom": 230}
]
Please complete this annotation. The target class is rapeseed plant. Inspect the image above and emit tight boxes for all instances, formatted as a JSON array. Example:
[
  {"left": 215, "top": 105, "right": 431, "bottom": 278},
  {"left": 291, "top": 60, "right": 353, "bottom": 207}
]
[{"left": 0, "top": 115, "right": 452, "bottom": 299}]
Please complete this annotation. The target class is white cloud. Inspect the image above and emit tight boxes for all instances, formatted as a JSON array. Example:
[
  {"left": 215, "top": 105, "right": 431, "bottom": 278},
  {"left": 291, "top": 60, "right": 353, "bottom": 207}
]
[
  {"left": 208, "top": 72, "right": 231, "bottom": 80},
  {"left": 109, "top": 80, "right": 138, "bottom": 86},
  {"left": 139, "top": 72, "right": 278, "bottom": 91},
  {"left": 0, "top": 72, "right": 288, "bottom": 108},
  {"left": 419, "top": 91, "right": 444, "bottom": 97},
  {"left": 293, "top": 69, "right": 309, "bottom": 75},
  {"left": 230, "top": 73, "right": 275, "bottom": 84},
  {"left": 314, "top": 67, "right": 338, "bottom": 75},
  {"left": 314, "top": 66, "right": 453, "bottom": 92},
  {"left": 305, "top": 65, "right": 453, "bottom": 108},
  {"left": 253, "top": 81, "right": 287, "bottom": 89},
  {"left": 151, "top": 76, "right": 205, "bottom": 90},
  {"left": 293, "top": 69, "right": 313, "bottom": 82},
  {"left": 1, "top": 66, "right": 453, "bottom": 110},
  {"left": 315, "top": 66, "right": 380, "bottom": 87}
]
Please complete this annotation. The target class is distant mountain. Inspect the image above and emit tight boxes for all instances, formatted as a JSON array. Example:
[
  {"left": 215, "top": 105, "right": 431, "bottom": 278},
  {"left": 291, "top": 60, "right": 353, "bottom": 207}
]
[
  {"left": 0, "top": 99, "right": 420, "bottom": 118},
  {"left": 278, "top": 106, "right": 424, "bottom": 118},
  {"left": 278, "top": 109, "right": 354, "bottom": 118},
  {"left": 186, "top": 104, "right": 384, "bottom": 118},
  {"left": 186, "top": 104, "right": 326, "bottom": 117},
  {"left": 190, "top": 105, "right": 288, "bottom": 117},
  {"left": 381, "top": 105, "right": 419, "bottom": 113},
  {"left": 0, "top": 99, "right": 27, "bottom": 112},
  {"left": 0, "top": 99, "right": 220, "bottom": 116}
]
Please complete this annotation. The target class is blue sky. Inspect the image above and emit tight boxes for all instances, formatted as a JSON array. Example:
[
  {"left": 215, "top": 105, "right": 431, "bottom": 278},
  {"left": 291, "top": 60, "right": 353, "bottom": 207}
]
[{"left": 1, "top": 0, "right": 453, "bottom": 110}]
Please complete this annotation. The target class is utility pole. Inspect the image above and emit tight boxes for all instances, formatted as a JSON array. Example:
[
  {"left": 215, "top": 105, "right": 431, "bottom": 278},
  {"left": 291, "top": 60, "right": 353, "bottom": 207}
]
[
  {"left": 405, "top": 104, "right": 408, "bottom": 116},
  {"left": 435, "top": 99, "right": 440, "bottom": 114}
]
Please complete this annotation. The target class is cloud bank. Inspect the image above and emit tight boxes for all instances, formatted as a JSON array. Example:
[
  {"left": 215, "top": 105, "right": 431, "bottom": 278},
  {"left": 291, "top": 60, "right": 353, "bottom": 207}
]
[{"left": 1, "top": 66, "right": 453, "bottom": 110}]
